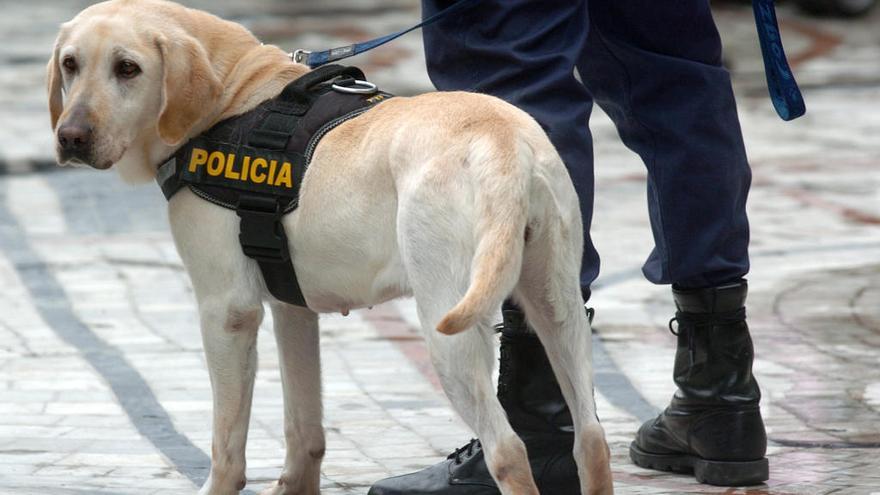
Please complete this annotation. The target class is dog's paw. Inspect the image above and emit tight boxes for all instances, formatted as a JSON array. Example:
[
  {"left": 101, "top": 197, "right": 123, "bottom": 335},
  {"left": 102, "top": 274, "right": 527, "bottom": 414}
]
[
  {"left": 197, "top": 474, "right": 248, "bottom": 495},
  {"left": 258, "top": 479, "right": 319, "bottom": 495},
  {"left": 198, "top": 480, "right": 246, "bottom": 495}
]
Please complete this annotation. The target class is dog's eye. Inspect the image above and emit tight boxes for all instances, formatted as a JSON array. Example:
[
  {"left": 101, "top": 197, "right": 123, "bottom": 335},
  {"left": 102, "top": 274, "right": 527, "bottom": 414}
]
[
  {"left": 116, "top": 60, "right": 141, "bottom": 79},
  {"left": 62, "top": 57, "right": 77, "bottom": 72}
]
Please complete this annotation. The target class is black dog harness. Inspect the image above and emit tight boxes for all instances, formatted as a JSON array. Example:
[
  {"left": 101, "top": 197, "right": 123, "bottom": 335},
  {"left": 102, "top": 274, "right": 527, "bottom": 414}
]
[{"left": 156, "top": 65, "right": 392, "bottom": 307}]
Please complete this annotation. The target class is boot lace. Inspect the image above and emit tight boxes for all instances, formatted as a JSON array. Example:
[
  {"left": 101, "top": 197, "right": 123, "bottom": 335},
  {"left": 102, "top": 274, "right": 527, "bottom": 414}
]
[
  {"left": 668, "top": 308, "right": 747, "bottom": 369},
  {"left": 494, "top": 306, "right": 596, "bottom": 397},
  {"left": 447, "top": 438, "right": 481, "bottom": 465},
  {"left": 495, "top": 306, "right": 594, "bottom": 399}
]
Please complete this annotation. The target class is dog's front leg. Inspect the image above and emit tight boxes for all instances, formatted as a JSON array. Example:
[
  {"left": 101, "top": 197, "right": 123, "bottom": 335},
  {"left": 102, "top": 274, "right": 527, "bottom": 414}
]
[
  {"left": 197, "top": 297, "right": 264, "bottom": 495},
  {"left": 168, "top": 191, "right": 265, "bottom": 494},
  {"left": 260, "top": 303, "right": 323, "bottom": 495}
]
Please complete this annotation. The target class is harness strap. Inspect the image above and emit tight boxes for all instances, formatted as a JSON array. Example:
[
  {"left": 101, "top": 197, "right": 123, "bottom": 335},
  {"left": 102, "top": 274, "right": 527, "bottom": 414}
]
[
  {"left": 157, "top": 157, "right": 182, "bottom": 203},
  {"left": 236, "top": 194, "right": 307, "bottom": 307},
  {"left": 249, "top": 112, "right": 298, "bottom": 150},
  {"left": 249, "top": 66, "right": 368, "bottom": 150}
]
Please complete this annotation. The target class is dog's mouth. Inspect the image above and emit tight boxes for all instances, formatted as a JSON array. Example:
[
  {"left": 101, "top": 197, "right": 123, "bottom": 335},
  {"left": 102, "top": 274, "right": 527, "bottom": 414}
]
[
  {"left": 58, "top": 145, "right": 120, "bottom": 171},
  {"left": 58, "top": 154, "right": 106, "bottom": 167},
  {"left": 88, "top": 160, "right": 114, "bottom": 170},
  {"left": 59, "top": 156, "right": 113, "bottom": 170},
  {"left": 58, "top": 155, "right": 88, "bottom": 168}
]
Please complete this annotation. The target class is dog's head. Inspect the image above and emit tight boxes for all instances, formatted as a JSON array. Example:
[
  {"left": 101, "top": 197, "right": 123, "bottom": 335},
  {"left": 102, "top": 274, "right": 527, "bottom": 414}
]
[{"left": 47, "top": 0, "right": 228, "bottom": 179}]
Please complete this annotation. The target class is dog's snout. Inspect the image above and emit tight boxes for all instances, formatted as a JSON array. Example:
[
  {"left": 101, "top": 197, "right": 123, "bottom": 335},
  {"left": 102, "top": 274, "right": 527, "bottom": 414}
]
[{"left": 58, "top": 123, "right": 93, "bottom": 152}]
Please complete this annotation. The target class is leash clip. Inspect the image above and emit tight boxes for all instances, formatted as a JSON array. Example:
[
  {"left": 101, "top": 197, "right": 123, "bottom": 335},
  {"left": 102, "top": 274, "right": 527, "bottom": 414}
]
[{"left": 292, "top": 49, "right": 312, "bottom": 65}]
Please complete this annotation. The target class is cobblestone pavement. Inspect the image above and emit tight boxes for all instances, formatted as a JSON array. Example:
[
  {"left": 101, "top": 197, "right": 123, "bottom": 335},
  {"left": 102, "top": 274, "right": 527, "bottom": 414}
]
[{"left": 1, "top": 1, "right": 879, "bottom": 494}]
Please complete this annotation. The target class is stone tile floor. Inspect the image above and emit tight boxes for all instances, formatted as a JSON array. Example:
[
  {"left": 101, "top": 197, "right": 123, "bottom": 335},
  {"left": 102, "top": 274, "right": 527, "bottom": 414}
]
[{"left": 0, "top": 1, "right": 879, "bottom": 494}]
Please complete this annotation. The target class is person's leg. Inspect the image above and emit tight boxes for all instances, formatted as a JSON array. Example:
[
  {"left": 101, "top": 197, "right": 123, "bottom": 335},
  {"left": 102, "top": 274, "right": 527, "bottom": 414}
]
[
  {"left": 576, "top": 1, "right": 750, "bottom": 288},
  {"left": 575, "top": 1, "right": 768, "bottom": 486},
  {"left": 369, "top": 1, "right": 595, "bottom": 494}
]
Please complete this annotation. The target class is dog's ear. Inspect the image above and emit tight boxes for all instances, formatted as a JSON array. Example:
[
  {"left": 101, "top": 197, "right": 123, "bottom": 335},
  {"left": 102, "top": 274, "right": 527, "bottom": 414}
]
[
  {"left": 47, "top": 29, "right": 67, "bottom": 130},
  {"left": 155, "top": 33, "right": 223, "bottom": 146}
]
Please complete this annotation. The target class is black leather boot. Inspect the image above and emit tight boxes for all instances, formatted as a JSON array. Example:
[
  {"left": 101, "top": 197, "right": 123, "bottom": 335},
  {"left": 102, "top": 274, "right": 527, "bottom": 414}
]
[
  {"left": 368, "top": 308, "right": 582, "bottom": 495},
  {"left": 630, "top": 280, "right": 769, "bottom": 486}
]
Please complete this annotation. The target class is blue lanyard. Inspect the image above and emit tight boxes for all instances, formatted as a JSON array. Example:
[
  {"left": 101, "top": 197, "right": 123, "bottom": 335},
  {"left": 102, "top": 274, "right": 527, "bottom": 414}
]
[
  {"left": 752, "top": 0, "right": 806, "bottom": 120},
  {"left": 294, "top": 0, "right": 482, "bottom": 68},
  {"left": 295, "top": 0, "right": 805, "bottom": 121}
]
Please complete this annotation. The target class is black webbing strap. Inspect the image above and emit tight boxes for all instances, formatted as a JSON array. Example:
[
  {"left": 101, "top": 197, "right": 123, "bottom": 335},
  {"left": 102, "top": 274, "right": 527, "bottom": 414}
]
[
  {"left": 236, "top": 194, "right": 306, "bottom": 306},
  {"left": 248, "top": 65, "right": 366, "bottom": 151},
  {"left": 157, "top": 157, "right": 182, "bottom": 201},
  {"left": 249, "top": 112, "right": 298, "bottom": 150},
  {"left": 234, "top": 66, "right": 366, "bottom": 306}
]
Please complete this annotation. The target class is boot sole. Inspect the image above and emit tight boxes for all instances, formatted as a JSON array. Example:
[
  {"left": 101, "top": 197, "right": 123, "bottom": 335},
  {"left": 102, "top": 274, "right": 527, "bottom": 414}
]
[{"left": 629, "top": 442, "right": 768, "bottom": 486}]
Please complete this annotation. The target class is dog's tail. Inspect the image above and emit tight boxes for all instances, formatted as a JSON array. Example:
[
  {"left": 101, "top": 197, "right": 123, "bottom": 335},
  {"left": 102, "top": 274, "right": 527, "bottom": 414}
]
[{"left": 436, "top": 133, "right": 531, "bottom": 336}]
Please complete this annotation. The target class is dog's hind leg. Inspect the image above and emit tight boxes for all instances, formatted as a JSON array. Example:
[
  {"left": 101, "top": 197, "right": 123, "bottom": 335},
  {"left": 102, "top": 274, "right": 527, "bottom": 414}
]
[
  {"left": 515, "top": 284, "right": 613, "bottom": 495},
  {"left": 419, "top": 301, "right": 539, "bottom": 495},
  {"left": 512, "top": 191, "right": 614, "bottom": 495},
  {"left": 260, "top": 303, "right": 323, "bottom": 495},
  {"left": 399, "top": 202, "right": 539, "bottom": 495},
  {"left": 196, "top": 296, "right": 264, "bottom": 495}
]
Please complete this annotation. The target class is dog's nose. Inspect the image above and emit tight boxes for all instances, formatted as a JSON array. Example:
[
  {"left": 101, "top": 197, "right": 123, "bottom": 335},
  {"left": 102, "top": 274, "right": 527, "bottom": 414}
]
[{"left": 58, "top": 124, "right": 92, "bottom": 152}]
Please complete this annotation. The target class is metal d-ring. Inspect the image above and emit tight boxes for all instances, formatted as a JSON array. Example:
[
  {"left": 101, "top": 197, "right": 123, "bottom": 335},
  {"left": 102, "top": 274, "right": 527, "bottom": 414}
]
[{"left": 331, "top": 80, "right": 378, "bottom": 94}]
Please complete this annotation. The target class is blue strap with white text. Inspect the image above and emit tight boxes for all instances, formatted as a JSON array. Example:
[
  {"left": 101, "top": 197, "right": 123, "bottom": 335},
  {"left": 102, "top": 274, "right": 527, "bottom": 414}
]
[{"left": 296, "top": 0, "right": 482, "bottom": 68}]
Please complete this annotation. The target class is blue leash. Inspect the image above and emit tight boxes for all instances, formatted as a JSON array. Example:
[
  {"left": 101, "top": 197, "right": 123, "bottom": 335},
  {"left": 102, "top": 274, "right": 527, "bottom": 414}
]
[
  {"left": 293, "top": 0, "right": 482, "bottom": 68},
  {"left": 752, "top": 0, "right": 806, "bottom": 120},
  {"left": 295, "top": 0, "right": 804, "bottom": 121}
]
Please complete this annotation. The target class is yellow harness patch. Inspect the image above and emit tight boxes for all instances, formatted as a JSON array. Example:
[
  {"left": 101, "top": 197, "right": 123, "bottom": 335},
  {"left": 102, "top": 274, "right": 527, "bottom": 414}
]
[{"left": 188, "top": 147, "right": 294, "bottom": 189}]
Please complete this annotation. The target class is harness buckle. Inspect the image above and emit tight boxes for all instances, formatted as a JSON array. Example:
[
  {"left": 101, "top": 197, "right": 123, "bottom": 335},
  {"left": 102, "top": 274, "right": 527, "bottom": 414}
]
[{"left": 236, "top": 195, "right": 290, "bottom": 263}]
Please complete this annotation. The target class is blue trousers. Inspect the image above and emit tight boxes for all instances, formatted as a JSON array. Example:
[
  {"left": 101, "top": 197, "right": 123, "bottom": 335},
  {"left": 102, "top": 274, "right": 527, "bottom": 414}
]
[{"left": 422, "top": 0, "right": 752, "bottom": 295}]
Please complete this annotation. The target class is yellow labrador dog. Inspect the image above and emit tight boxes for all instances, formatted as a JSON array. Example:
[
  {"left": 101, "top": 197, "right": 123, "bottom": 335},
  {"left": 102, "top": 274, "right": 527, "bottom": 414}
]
[{"left": 48, "top": 1, "right": 612, "bottom": 494}]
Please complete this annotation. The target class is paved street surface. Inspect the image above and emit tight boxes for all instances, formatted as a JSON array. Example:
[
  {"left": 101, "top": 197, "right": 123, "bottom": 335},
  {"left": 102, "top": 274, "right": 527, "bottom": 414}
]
[{"left": 1, "top": 1, "right": 879, "bottom": 494}]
